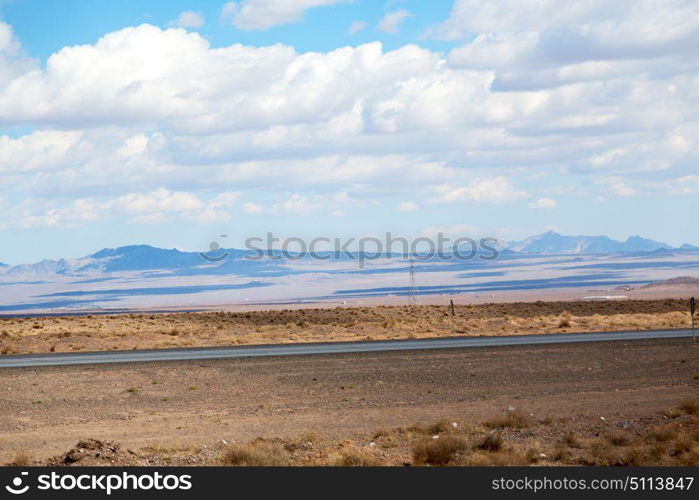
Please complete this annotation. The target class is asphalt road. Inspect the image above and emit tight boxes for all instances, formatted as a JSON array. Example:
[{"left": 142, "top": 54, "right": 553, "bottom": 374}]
[{"left": 0, "top": 328, "right": 694, "bottom": 369}]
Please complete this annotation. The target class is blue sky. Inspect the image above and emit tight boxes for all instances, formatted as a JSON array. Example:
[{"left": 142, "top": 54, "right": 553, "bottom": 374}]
[{"left": 0, "top": 0, "right": 698, "bottom": 264}]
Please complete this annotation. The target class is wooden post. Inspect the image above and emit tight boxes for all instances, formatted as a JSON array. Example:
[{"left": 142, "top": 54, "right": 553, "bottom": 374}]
[{"left": 450, "top": 299, "right": 455, "bottom": 336}]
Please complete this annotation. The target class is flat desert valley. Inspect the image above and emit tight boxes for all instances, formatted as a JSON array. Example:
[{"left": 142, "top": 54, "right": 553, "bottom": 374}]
[
  {"left": 0, "top": 297, "right": 697, "bottom": 466},
  {"left": 1, "top": 247, "right": 698, "bottom": 466}
]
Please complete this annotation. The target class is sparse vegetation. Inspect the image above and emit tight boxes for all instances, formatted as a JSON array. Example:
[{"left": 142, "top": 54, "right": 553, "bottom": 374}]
[
  {"left": 484, "top": 409, "right": 532, "bottom": 429},
  {"left": 0, "top": 299, "right": 695, "bottom": 355},
  {"left": 412, "top": 436, "right": 469, "bottom": 465},
  {"left": 221, "top": 439, "right": 290, "bottom": 466},
  {"left": 334, "top": 448, "right": 382, "bottom": 466},
  {"left": 476, "top": 433, "right": 503, "bottom": 451},
  {"left": 7, "top": 451, "right": 31, "bottom": 467}
]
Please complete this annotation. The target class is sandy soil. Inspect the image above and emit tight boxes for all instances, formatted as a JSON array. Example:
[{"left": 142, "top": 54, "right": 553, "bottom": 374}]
[
  {"left": 0, "top": 338, "right": 697, "bottom": 466},
  {"left": 1, "top": 298, "right": 697, "bottom": 356}
]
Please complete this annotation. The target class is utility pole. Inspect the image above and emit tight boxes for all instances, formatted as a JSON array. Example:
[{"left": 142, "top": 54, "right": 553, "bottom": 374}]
[
  {"left": 450, "top": 298, "right": 456, "bottom": 336},
  {"left": 691, "top": 297, "right": 696, "bottom": 342},
  {"left": 408, "top": 259, "right": 420, "bottom": 305}
]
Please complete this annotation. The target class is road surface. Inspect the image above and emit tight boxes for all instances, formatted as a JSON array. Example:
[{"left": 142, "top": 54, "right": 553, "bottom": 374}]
[{"left": 0, "top": 328, "right": 694, "bottom": 369}]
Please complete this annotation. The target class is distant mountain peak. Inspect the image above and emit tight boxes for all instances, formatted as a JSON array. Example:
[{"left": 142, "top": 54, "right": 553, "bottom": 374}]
[{"left": 508, "top": 232, "right": 673, "bottom": 254}]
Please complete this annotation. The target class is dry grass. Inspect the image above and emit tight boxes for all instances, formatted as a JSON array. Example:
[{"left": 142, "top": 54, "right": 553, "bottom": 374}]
[
  {"left": 475, "top": 433, "right": 504, "bottom": 452},
  {"left": 6, "top": 451, "right": 32, "bottom": 467},
  {"left": 412, "top": 436, "right": 469, "bottom": 465},
  {"left": 221, "top": 439, "right": 290, "bottom": 466},
  {"left": 483, "top": 409, "right": 532, "bottom": 430},
  {"left": 0, "top": 299, "right": 694, "bottom": 355},
  {"left": 664, "top": 398, "right": 699, "bottom": 418},
  {"left": 604, "top": 430, "right": 632, "bottom": 446},
  {"left": 38, "top": 405, "right": 699, "bottom": 467},
  {"left": 334, "top": 448, "right": 382, "bottom": 466}
]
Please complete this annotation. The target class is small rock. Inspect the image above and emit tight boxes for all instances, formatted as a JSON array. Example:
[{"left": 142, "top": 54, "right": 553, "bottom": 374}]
[
  {"left": 220, "top": 440, "right": 228, "bottom": 445},
  {"left": 539, "top": 453, "right": 546, "bottom": 459},
  {"left": 368, "top": 442, "right": 376, "bottom": 447},
  {"left": 451, "top": 422, "right": 458, "bottom": 428},
  {"left": 507, "top": 406, "right": 516, "bottom": 412},
  {"left": 432, "top": 435, "right": 440, "bottom": 440},
  {"left": 600, "top": 416, "right": 606, "bottom": 421}
]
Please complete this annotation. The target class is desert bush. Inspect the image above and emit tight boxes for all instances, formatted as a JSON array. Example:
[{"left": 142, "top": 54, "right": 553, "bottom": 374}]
[
  {"left": 484, "top": 409, "right": 531, "bottom": 429},
  {"left": 7, "top": 451, "right": 31, "bottom": 467},
  {"left": 412, "top": 436, "right": 469, "bottom": 465},
  {"left": 427, "top": 419, "right": 455, "bottom": 434},
  {"left": 604, "top": 430, "right": 632, "bottom": 446},
  {"left": 561, "top": 432, "right": 582, "bottom": 448},
  {"left": 476, "top": 433, "right": 503, "bottom": 452},
  {"left": 678, "top": 398, "right": 699, "bottom": 416},
  {"left": 334, "top": 448, "right": 382, "bottom": 466},
  {"left": 221, "top": 439, "right": 290, "bottom": 466},
  {"left": 650, "top": 427, "right": 676, "bottom": 443}
]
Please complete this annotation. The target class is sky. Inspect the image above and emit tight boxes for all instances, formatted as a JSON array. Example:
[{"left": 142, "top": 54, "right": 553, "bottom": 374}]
[{"left": 0, "top": 0, "right": 698, "bottom": 264}]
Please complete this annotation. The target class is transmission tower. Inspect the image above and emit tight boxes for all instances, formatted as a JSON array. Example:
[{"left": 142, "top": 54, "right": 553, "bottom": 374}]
[{"left": 408, "top": 259, "right": 421, "bottom": 305}]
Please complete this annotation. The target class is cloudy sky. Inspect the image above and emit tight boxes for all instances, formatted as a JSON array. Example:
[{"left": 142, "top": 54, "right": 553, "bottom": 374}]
[{"left": 1, "top": 0, "right": 698, "bottom": 264}]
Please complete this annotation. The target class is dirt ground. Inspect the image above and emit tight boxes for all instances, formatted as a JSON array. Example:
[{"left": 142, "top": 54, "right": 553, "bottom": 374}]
[
  {"left": 0, "top": 338, "right": 697, "bottom": 466},
  {"left": 1, "top": 298, "right": 696, "bottom": 355}
]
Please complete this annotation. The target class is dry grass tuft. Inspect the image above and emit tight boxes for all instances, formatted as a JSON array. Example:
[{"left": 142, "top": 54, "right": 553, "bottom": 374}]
[
  {"left": 484, "top": 409, "right": 531, "bottom": 429},
  {"left": 7, "top": 451, "right": 32, "bottom": 467},
  {"left": 221, "top": 439, "right": 290, "bottom": 466},
  {"left": 604, "top": 430, "right": 632, "bottom": 446},
  {"left": 475, "top": 433, "right": 503, "bottom": 452},
  {"left": 412, "top": 436, "right": 469, "bottom": 465},
  {"left": 664, "top": 398, "right": 699, "bottom": 418},
  {"left": 334, "top": 448, "right": 382, "bottom": 467}
]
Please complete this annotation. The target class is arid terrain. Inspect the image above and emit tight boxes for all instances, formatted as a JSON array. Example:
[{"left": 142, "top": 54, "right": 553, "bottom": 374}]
[
  {"left": 1, "top": 299, "right": 696, "bottom": 355},
  {"left": 0, "top": 337, "right": 697, "bottom": 466}
]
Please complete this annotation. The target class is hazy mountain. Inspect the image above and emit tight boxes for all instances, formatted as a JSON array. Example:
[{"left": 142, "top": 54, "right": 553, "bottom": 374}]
[
  {"left": 618, "top": 236, "right": 672, "bottom": 252},
  {"left": 2, "top": 244, "right": 285, "bottom": 278},
  {"left": 507, "top": 231, "right": 674, "bottom": 254},
  {"left": 507, "top": 231, "right": 621, "bottom": 253},
  {"left": 1, "top": 232, "right": 694, "bottom": 277}
]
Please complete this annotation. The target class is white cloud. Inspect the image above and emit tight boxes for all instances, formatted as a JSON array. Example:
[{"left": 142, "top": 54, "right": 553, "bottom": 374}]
[
  {"left": 396, "top": 201, "right": 418, "bottom": 212},
  {"left": 528, "top": 197, "right": 557, "bottom": 209},
  {"left": 441, "top": 0, "right": 699, "bottom": 94},
  {"left": 431, "top": 176, "right": 529, "bottom": 204},
  {"left": 169, "top": 11, "right": 205, "bottom": 29},
  {"left": 0, "top": 14, "right": 697, "bottom": 229},
  {"left": 378, "top": 9, "right": 413, "bottom": 34},
  {"left": 241, "top": 194, "right": 323, "bottom": 215},
  {"left": 242, "top": 202, "right": 266, "bottom": 214},
  {"left": 0, "top": 188, "right": 242, "bottom": 229},
  {"left": 221, "top": 0, "right": 346, "bottom": 30},
  {"left": 348, "top": 20, "right": 367, "bottom": 34}
]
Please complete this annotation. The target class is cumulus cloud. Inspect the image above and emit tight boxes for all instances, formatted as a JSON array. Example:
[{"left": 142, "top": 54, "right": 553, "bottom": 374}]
[
  {"left": 221, "top": 0, "right": 346, "bottom": 30},
  {"left": 348, "top": 20, "right": 367, "bottom": 34},
  {"left": 0, "top": 8, "right": 697, "bottom": 231},
  {"left": 528, "top": 198, "right": 557, "bottom": 210},
  {"left": 396, "top": 201, "right": 418, "bottom": 212},
  {"left": 169, "top": 11, "right": 205, "bottom": 29},
  {"left": 0, "top": 188, "right": 241, "bottom": 229},
  {"left": 378, "top": 9, "right": 413, "bottom": 34},
  {"left": 441, "top": 0, "right": 699, "bottom": 96},
  {"left": 431, "top": 176, "right": 529, "bottom": 204}
]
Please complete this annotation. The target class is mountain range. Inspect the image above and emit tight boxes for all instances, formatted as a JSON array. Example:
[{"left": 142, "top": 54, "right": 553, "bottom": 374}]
[
  {"left": 506, "top": 231, "right": 678, "bottom": 254},
  {"left": 0, "top": 231, "right": 696, "bottom": 277}
]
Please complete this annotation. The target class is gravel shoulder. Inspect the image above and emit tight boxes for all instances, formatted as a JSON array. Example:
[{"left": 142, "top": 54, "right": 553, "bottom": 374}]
[{"left": 0, "top": 337, "right": 697, "bottom": 465}]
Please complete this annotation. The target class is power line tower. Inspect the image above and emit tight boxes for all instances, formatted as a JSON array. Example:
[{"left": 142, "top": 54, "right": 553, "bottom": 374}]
[{"left": 408, "top": 259, "right": 420, "bottom": 305}]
